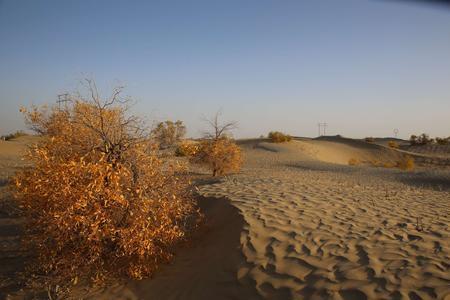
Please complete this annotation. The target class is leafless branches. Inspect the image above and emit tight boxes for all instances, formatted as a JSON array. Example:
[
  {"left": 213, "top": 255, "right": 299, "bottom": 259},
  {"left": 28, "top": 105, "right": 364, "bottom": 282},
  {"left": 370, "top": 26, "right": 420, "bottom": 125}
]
[{"left": 202, "top": 110, "right": 237, "bottom": 140}]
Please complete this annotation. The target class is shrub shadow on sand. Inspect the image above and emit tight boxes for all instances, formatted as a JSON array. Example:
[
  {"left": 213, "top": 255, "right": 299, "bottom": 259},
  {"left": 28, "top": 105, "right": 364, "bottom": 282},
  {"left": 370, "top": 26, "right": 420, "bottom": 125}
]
[{"left": 83, "top": 196, "right": 262, "bottom": 300}]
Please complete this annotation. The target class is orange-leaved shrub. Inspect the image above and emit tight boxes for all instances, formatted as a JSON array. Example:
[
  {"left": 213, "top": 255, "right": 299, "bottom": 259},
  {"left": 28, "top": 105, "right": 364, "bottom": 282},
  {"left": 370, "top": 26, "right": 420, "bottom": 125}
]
[
  {"left": 175, "top": 140, "right": 199, "bottom": 157},
  {"left": 13, "top": 83, "right": 200, "bottom": 287},
  {"left": 192, "top": 110, "right": 242, "bottom": 176},
  {"left": 268, "top": 131, "right": 291, "bottom": 143},
  {"left": 193, "top": 137, "right": 242, "bottom": 176}
]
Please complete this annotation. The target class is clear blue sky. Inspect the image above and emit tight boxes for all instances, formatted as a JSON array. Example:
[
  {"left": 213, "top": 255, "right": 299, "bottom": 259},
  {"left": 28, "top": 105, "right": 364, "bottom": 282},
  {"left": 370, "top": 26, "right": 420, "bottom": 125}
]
[{"left": 1, "top": 0, "right": 449, "bottom": 138}]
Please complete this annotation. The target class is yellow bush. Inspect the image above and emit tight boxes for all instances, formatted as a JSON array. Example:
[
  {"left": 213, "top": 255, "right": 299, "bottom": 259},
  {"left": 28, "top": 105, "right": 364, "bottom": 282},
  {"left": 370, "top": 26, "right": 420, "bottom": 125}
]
[
  {"left": 175, "top": 141, "right": 199, "bottom": 157},
  {"left": 388, "top": 141, "right": 399, "bottom": 149},
  {"left": 14, "top": 84, "right": 200, "bottom": 288},
  {"left": 348, "top": 158, "right": 360, "bottom": 166},
  {"left": 383, "top": 162, "right": 396, "bottom": 168},
  {"left": 397, "top": 155, "right": 415, "bottom": 171},
  {"left": 268, "top": 131, "right": 292, "bottom": 143},
  {"left": 193, "top": 137, "right": 242, "bottom": 176}
]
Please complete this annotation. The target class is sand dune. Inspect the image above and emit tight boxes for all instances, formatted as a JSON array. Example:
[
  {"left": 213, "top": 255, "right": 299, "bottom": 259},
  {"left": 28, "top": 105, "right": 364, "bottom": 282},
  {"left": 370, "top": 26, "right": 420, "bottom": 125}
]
[
  {"left": 1, "top": 136, "right": 450, "bottom": 299},
  {"left": 198, "top": 141, "right": 450, "bottom": 299}
]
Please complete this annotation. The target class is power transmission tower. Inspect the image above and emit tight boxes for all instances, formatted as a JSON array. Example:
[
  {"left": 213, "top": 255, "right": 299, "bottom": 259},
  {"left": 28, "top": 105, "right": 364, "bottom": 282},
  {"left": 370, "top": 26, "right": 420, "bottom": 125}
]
[
  {"left": 57, "top": 93, "right": 71, "bottom": 110},
  {"left": 318, "top": 122, "right": 328, "bottom": 136},
  {"left": 394, "top": 128, "right": 399, "bottom": 138}
]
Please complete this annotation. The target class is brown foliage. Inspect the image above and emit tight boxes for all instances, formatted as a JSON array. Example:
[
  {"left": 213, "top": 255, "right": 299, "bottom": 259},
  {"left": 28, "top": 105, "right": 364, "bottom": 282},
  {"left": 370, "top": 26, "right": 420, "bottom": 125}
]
[
  {"left": 364, "top": 137, "right": 375, "bottom": 143},
  {"left": 13, "top": 82, "right": 200, "bottom": 288},
  {"left": 175, "top": 141, "right": 199, "bottom": 157},
  {"left": 268, "top": 131, "right": 292, "bottom": 143},
  {"left": 193, "top": 137, "right": 242, "bottom": 176},
  {"left": 193, "top": 110, "right": 242, "bottom": 176}
]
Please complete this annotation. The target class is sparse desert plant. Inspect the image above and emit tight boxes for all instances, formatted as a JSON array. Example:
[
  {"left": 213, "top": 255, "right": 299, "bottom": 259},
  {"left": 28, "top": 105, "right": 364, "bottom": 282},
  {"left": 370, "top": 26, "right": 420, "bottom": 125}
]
[
  {"left": 152, "top": 120, "right": 186, "bottom": 149},
  {"left": 1, "top": 130, "right": 27, "bottom": 141},
  {"left": 365, "top": 137, "right": 375, "bottom": 143},
  {"left": 435, "top": 137, "right": 450, "bottom": 145},
  {"left": 397, "top": 155, "right": 415, "bottom": 171},
  {"left": 13, "top": 80, "right": 200, "bottom": 289},
  {"left": 194, "top": 111, "right": 242, "bottom": 176},
  {"left": 348, "top": 158, "right": 360, "bottom": 166},
  {"left": 194, "top": 137, "right": 242, "bottom": 176},
  {"left": 409, "top": 134, "right": 418, "bottom": 145},
  {"left": 388, "top": 141, "right": 399, "bottom": 149},
  {"left": 383, "top": 162, "right": 396, "bottom": 168},
  {"left": 268, "top": 131, "right": 292, "bottom": 143}
]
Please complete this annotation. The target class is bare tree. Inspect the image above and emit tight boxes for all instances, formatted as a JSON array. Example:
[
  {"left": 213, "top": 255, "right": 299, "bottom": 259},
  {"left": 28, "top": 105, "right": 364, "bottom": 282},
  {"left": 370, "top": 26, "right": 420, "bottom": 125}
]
[{"left": 202, "top": 110, "right": 237, "bottom": 140}]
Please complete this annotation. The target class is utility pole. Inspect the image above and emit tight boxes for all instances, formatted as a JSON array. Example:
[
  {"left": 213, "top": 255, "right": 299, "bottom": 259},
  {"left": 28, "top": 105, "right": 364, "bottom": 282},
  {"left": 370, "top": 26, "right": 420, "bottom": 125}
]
[
  {"left": 394, "top": 128, "right": 399, "bottom": 138},
  {"left": 318, "top": 122, "right": 328, "bottom": 136},
  {"left": 57, "top": 93, "right": 71, "bottom": 110}
]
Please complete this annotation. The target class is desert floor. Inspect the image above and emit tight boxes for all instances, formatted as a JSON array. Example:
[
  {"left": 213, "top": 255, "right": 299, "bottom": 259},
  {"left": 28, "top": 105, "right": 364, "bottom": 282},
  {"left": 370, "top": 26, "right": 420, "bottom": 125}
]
[{"left": 1, "top": 136, "right": 450, "bottom": 300}]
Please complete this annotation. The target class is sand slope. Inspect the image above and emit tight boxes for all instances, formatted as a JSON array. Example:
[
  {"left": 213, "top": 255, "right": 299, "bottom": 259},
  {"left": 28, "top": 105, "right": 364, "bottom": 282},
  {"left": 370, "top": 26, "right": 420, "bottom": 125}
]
[
  {"left": 198, "top": 140, "right": 450, "bottom": 299},
  {"left": 2, "top": 136, "right": 450, "bottom": 299}
]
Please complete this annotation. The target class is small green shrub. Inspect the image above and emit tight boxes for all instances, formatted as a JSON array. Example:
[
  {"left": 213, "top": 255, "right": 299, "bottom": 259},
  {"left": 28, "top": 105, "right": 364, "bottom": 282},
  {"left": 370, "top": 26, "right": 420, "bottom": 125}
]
[{"left": 268, "top": 131, "right": 292, "bottom": 143}]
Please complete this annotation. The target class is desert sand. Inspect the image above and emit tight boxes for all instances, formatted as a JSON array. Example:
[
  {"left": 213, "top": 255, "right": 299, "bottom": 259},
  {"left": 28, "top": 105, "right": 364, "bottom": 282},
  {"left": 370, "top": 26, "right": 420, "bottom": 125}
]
[{"left": 1, "top": 136, "right": 450, "bottom": 299}]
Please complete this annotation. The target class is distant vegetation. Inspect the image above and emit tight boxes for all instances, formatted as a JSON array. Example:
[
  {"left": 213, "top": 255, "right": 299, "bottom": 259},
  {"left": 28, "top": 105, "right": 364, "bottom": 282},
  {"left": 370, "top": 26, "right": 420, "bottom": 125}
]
[
  {"left": 409, "top": 133, "right": 449, "bottom": 146},
  {"left": 268, "top": 131, "right": 292, "bottom": 143},
  {"left": 435, "top": 137, "right": 450, "bottom": 145},
  {"left": 364, "top": 137, "right": 375, "bottom": 143},
  {"left": 1, "top": 130, "right": 27, "bottom": 141},
  {"left": 152, "top": 120, "right": 186, "bottom": 149}
]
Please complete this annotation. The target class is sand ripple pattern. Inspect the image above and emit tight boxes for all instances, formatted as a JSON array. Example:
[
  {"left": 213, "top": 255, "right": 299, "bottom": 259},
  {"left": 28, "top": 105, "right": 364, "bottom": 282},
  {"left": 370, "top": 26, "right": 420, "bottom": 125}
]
[{"left": 199, "top": 169, "right": 450, "bottom": 300}]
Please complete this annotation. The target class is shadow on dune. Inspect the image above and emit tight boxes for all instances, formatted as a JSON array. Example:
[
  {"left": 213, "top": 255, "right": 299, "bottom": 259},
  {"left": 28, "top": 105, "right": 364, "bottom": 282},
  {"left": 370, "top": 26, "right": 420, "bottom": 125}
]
[
  {"left": 89, "top": 196, "right": 261, "bottom": 300},
  {"left": 287, "top": 161, "right": 450, "bottom": 192},
  {"left": 396, "top": 171, "right": 450, "bottom": 192},
  {"left": 285, "top": 161, "right": 358, "bottom": 174}
]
